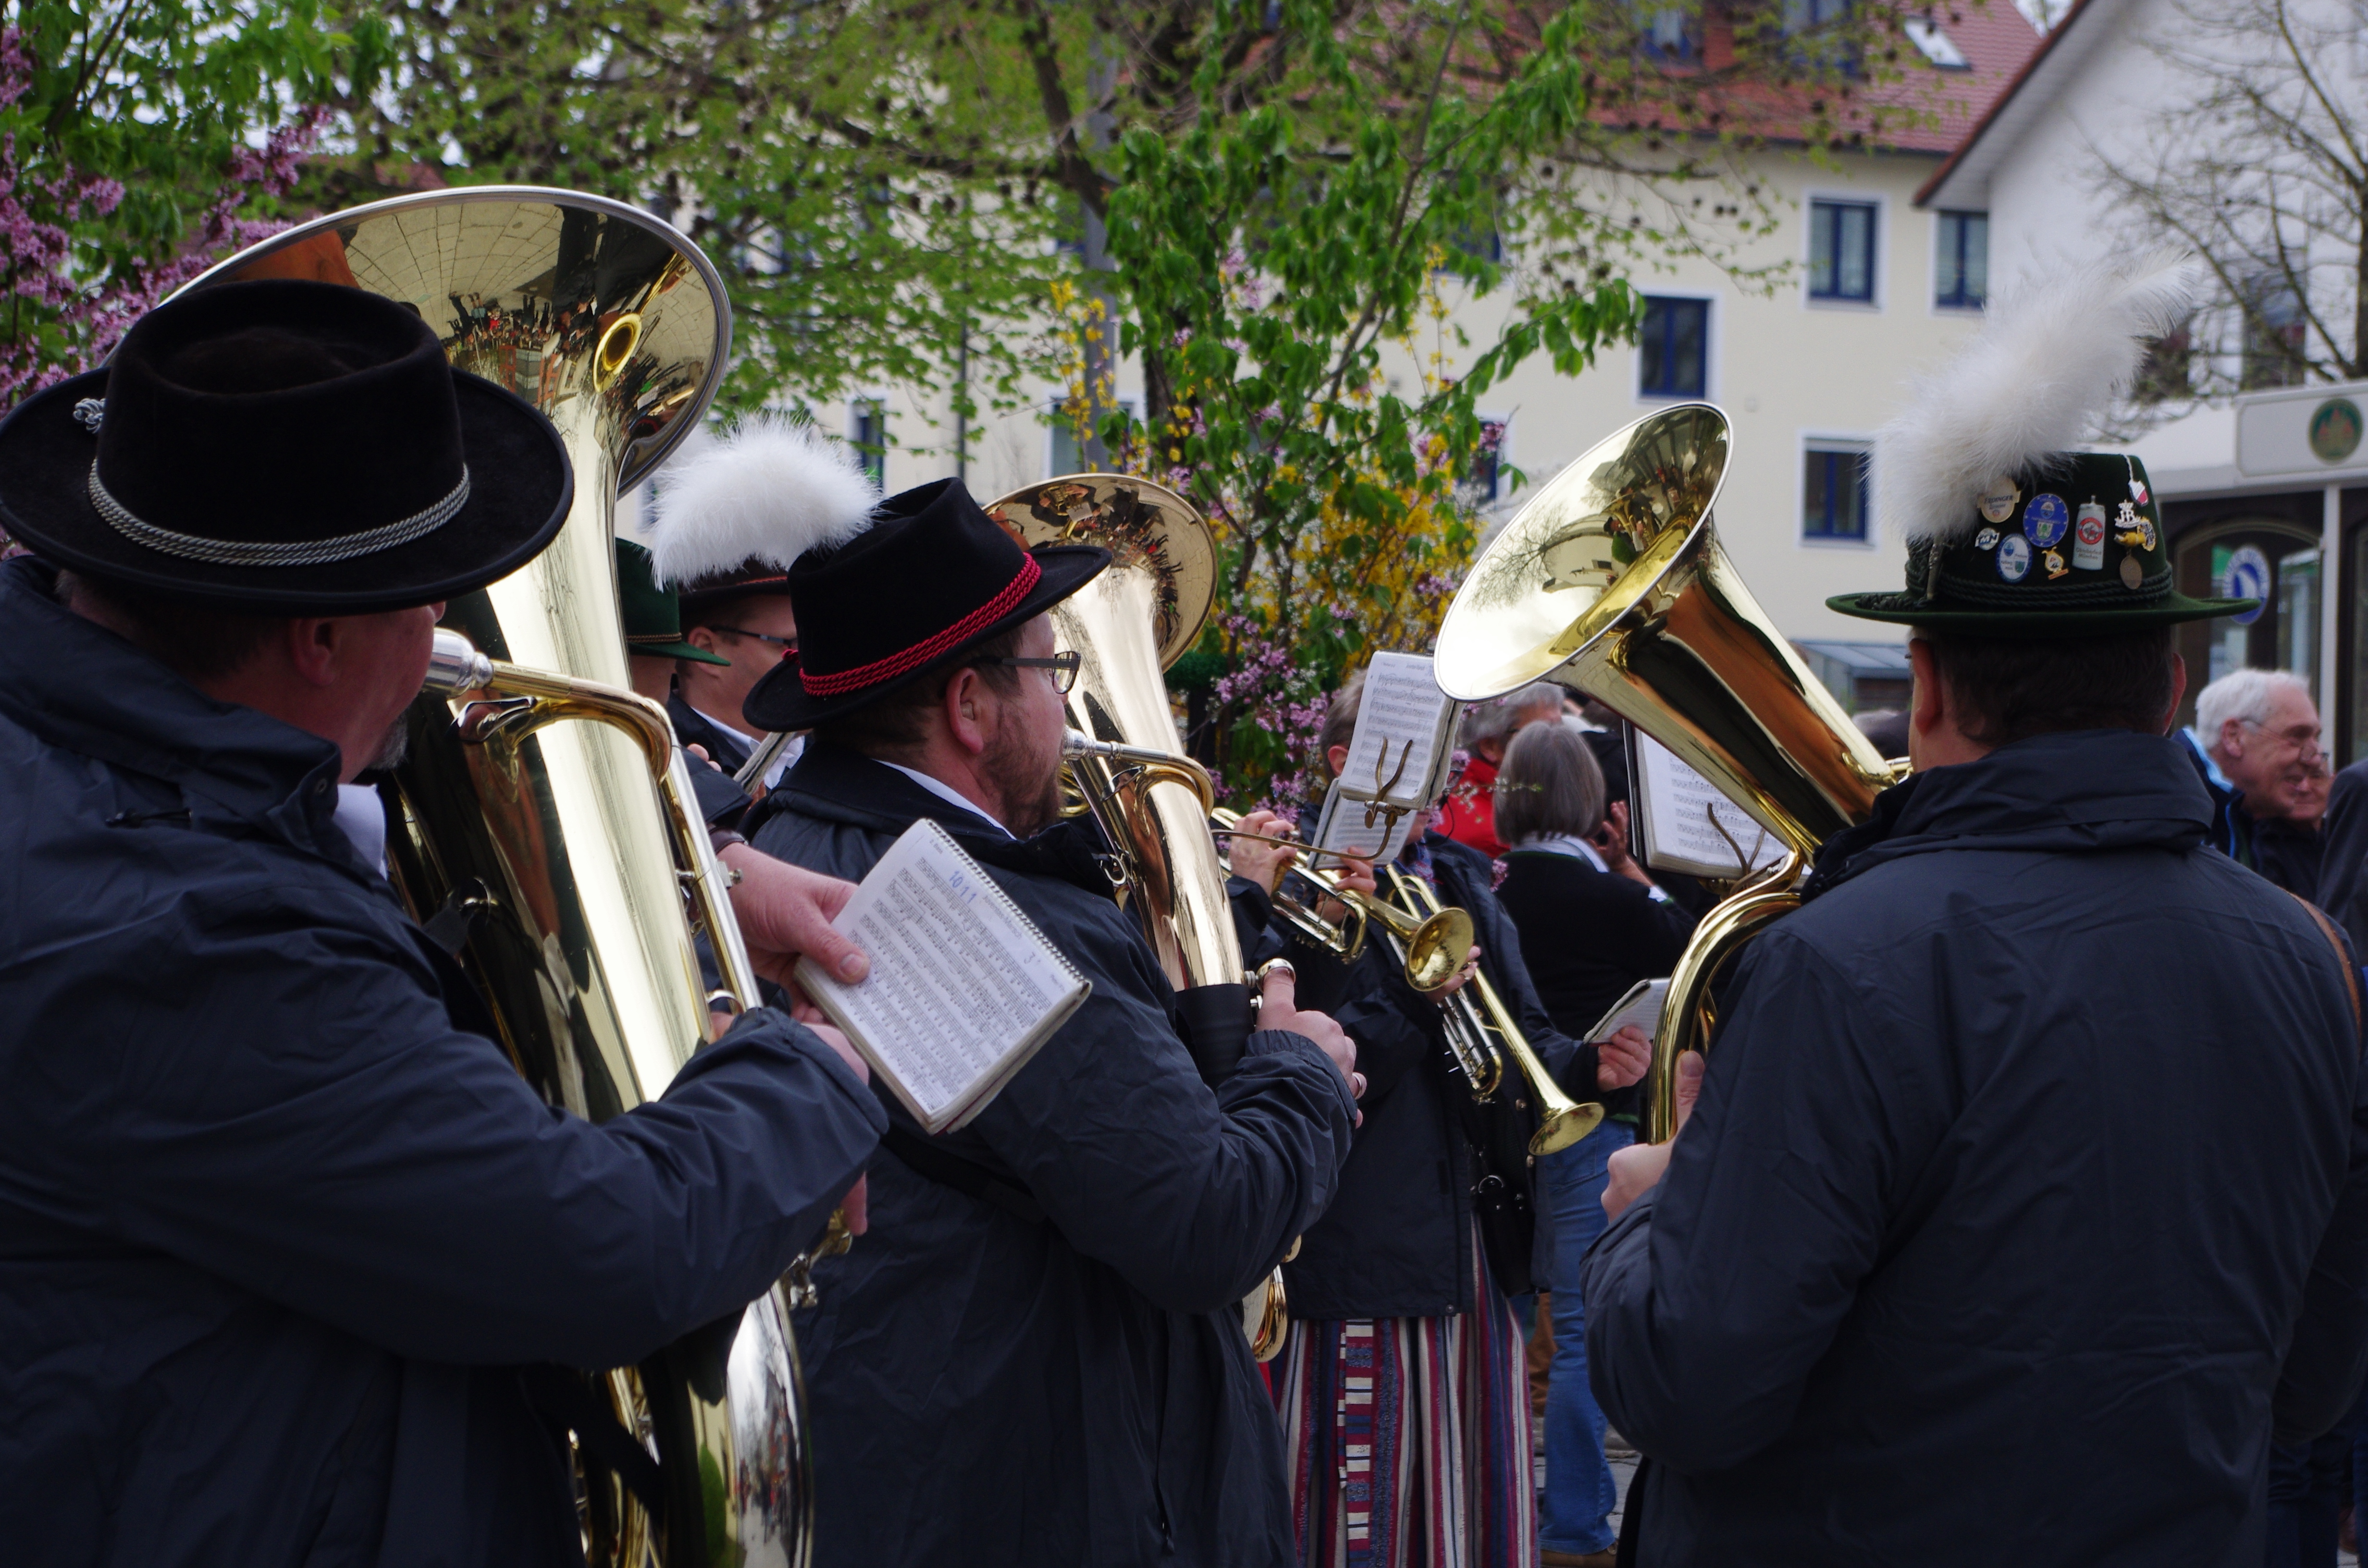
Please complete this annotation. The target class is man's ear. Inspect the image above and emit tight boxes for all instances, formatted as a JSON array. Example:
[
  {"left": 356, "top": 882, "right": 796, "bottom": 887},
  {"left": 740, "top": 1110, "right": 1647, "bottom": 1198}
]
[
  {"left": 2163, "top": 652, "right": 2189, "bottom": 736},
  {"left": 284, "top": 617, "right": 342, "bottom": 688},
  {"left": 942, "top": 665, "right": 991, "bottom": 757},
  {"left": 684, "top": 624, "right": 724, "bottom": 655},
  {"left": 1326, "top": 743, "right": 1349, "bottom": 777},
  {"left": 1907, "top": 637, "right": 1947, "bottom": 742}
]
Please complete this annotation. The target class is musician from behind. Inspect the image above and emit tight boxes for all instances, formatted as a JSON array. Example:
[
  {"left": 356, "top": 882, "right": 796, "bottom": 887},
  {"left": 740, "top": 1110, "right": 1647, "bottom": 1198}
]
[
  {"left": 1233, "top": 671, "right": 1649, "bottom": 1568},
  {"left": 0, "top": 283, "right": 885, "bottom": 1567},
  {"left": 737, "top": 476, "right": 1361, "bottom": 1568}
]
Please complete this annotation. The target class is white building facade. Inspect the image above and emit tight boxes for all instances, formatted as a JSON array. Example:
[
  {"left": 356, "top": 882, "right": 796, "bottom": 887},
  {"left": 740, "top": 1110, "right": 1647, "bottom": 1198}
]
[
  {"left": 815, "top": 8, "right": 2050, "bottom": 712},
  {"left": 1919, "top": 0, "right": 2368, "bottom": 755}
]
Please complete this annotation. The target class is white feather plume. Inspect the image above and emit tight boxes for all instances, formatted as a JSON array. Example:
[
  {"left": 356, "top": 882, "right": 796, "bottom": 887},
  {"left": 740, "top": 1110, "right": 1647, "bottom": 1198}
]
[
  {"left": 1878, "top": 251, "right": 2198, "bottom": 541},
  {"left": 645, "top": 414, "right": 880, "bottom": 586}
]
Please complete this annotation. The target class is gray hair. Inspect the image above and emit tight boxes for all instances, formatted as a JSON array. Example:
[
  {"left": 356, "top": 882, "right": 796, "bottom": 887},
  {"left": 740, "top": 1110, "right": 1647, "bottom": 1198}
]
[
  {"left": 1494, "top": 719, "right": 1607, "bottom": 845},
  {"left": 2196, "top": 668, "right": 2312, "bottom": 754},
  {"left": 1457, "top": 681, "right": 1567, "bottom": 752}
]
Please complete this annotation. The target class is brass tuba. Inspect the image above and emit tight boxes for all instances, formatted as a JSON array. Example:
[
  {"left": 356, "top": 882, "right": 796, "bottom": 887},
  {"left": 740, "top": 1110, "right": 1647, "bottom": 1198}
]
[
  {"left": 183, "top": 189, "right": 821, "bottom": 1567},
  {"left": 1432, "top": 404, "right": 1895, "bottom": 1141},
  {"left": 985, "top": 474, "right": 1293, "bottom": 1360}
]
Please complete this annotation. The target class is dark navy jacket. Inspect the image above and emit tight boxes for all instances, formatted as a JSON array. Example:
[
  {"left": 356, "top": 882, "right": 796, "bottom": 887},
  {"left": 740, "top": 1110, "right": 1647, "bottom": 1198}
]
[
  {"left": 1583, "top": 729, "right": 2368, "bottom": 1567},
  {"left": 747, "top": 740, "right": 1357, "bottom": 1568},
  {"left": 0, "top": 558, "right": 886, "bottom": 1567},
  {"left": 1263, "top": 832, "right": 1591, "bottom": 1317},
  {"left": 2317, "top": 759, "right": 2368, "bottom": 948}
]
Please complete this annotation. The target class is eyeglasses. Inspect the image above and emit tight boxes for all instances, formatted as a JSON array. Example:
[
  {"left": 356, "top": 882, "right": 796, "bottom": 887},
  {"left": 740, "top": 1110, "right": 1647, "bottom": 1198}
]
[
  {"left": 708, "top": 625, "right": 798, "bottom": 654},
  {"left": 981, "top": 650, "right": 1082, "bottom": 694}
]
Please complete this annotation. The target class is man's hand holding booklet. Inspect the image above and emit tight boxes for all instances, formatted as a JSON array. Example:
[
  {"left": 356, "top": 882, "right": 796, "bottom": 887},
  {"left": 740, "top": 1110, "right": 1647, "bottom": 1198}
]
[{"left": 793, "top": 820, "right": 1093, "bottom": 1135}]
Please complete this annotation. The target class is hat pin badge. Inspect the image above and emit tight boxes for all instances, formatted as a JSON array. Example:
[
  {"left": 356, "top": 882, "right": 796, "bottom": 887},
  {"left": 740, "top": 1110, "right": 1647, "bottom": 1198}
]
[
  {"left": 1978, "top": 477, "right": 2021, "bottom": 524},
  {"left": 2023, "top": 493, "right": 2070, "bottom": 550},
  {"left": 2073, "top": 502, "right": 2109, "bottom": 571}
]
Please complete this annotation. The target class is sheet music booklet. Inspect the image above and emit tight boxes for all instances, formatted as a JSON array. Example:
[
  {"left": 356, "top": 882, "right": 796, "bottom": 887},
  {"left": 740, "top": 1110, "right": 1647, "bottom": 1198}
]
[
  {"left": 1337, "top": 650, "right": 1459, "bottom": 818},
  {"left": 794, "top": 819, "right": 1090, "bottom": 1134},
  {"left": 1586, "top": 977, "right": 1670, "bottom": 1044},
  {"left": 1309, "top": 778, "right": 1417, "bottom": 866},
  {"left": 1626, "top": 729, "right": 1787, "bottom": 881}
]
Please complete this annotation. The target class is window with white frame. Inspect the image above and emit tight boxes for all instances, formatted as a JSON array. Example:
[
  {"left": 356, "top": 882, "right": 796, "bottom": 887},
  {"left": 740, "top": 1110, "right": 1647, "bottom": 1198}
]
[
  {"left": 1935, "top": 211, "right": 1987, "bottom": 310},
  {"left": 1809, "top": 200, "right": 1877, "bottom": 303},
  {"left": 1638, "top": 296, "right": 1709, "bottom": 399},
  {"left": 1048, "top": 398, "right": 1138, "bottom": 477},
  {"left": 1470, "top": 416, "right": 1509, "bottom": 503},
  {"left": 1802, "top": 441, "right": 1873, "bottom": 542}
]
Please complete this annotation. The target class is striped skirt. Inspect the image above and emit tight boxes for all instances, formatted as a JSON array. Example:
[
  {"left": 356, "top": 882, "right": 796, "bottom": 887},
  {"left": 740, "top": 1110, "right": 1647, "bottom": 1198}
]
[{"left": 1271, "top": 1239, "right": 1536, "bottom": 1568}]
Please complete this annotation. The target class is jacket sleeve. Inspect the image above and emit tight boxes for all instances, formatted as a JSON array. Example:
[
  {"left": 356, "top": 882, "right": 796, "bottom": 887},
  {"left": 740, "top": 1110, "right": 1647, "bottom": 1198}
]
[
  {"left": 1580, "top": 931, "right": 1935, "bottom": 1473},
  {"left": 2320, "top": 766, "right": 2368, "bottom": 956},
  {"left": 967, "top": 897, "right": 1359, "bottom": 1314},
  {"left": 79, "top": 900, "right": 886, "bottom": 1370},
  {"left": 2272, "top": 978, "right": 2368, "bottom": 1442}
]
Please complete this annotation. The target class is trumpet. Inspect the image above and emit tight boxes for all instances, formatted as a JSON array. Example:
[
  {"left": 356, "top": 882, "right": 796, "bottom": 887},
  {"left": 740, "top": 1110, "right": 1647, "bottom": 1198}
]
[
  {"left": 1382, "top": 868, "right": 1602, "bottom": 1157},
  {"left": 1211, "top": 808, "right": 1507, "bottom": 1105}
]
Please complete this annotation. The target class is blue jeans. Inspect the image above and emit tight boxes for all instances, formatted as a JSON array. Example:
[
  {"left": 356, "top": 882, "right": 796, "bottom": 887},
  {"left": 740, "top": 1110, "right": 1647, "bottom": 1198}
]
[{"left": 1538, "top": 1117, "right": 1634, "bottom": 1556}]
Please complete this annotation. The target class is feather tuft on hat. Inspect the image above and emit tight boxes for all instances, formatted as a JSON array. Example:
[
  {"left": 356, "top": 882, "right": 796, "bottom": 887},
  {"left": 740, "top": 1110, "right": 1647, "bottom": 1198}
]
[
  {"left": 645, "top": 414, "right": 880, "bottom": 586},
  {"left": 1878, "top": 251, "right": 2197, "bottom": 542}
]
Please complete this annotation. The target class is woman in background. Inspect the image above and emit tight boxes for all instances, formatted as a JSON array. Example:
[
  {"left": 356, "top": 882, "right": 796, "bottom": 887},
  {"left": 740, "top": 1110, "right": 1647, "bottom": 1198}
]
[{"left": 1493, "top": 721, "right": 1697, "bottom": 1568}]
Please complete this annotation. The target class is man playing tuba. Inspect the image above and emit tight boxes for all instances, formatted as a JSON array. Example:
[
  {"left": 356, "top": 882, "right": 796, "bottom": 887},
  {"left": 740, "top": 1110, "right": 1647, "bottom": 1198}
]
[
  {"left": 0, "top": 282, "right": 887, "bottom": 1566},
  {"left": 1581, "top": 260, "right": 2368, "bottom": 1567},
  {"left": 738, "top": 475, "right": 1363, "bottom": 1567}
]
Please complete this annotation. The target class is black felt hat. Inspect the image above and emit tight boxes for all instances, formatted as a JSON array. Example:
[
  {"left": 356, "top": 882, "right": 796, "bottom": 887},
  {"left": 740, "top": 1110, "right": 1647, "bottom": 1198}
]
[
  {"left": 1828, "top": 452, "right": 2252, "bottom": 634},
  {"left": 742, "top": 477, "right": 1108, "bottom": 732},
  {"left": 0, "top": 279, "right": 571, "bottom": 612}
]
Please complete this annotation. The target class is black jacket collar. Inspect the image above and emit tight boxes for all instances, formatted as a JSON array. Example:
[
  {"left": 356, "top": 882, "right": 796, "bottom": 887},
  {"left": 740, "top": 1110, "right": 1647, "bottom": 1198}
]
[
  {"left": 0, "top": 556, "right": 352, "bottom": 858},
  {"left": 1802, "top": 728, "right": 2213, "bottom": 900},
  {"left": 763, "top": 738, "right": 1118, "bottom": 897}
]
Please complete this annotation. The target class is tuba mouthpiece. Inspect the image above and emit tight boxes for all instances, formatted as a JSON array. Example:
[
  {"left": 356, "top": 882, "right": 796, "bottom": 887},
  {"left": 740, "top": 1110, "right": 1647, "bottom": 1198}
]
[{"left": 422, "top": 629, "right": 493, "bottom": 697}]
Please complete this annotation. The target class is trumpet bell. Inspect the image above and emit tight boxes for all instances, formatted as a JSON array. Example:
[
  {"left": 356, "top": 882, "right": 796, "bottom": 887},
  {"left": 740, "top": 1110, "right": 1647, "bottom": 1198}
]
[
  {"left": 1402, "top": 907, "right": 1476, "bottom": 995},
  {"left": 1433, "top": 403, "right": 1890, "bottom": 859}
]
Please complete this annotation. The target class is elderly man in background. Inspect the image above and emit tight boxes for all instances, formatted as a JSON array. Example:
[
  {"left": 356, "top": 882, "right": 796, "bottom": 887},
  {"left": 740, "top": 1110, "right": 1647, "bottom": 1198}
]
[
  {"left": 2183, "top": 667, "right": 2326, "bottom": 895},
  {"left": 1437, "top": 680, "right": 1565, "bottom": 858}
]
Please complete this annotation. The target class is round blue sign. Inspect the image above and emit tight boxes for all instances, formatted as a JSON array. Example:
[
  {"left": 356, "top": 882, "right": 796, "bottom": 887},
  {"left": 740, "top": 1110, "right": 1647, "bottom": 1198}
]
[
  {"left": 2023, "top": 493, "right": 2070, "bottom": 549},
  {"left": 2222, "top": 545, "right": 2269, "bottom": 627}
]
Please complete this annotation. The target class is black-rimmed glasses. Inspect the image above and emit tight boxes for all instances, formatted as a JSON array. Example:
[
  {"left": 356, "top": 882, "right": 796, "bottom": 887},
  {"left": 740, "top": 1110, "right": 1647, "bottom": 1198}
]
[{"left": 982, "top": 650, "right": 1082, "bottom": 694}]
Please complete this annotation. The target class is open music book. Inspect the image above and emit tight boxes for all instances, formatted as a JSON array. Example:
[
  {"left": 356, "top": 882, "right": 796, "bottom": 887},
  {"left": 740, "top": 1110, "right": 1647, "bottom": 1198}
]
[
  {"left": 1586, "top": 977, "right": 1670, "bottom": 1044},
  {"left": 1628, "top": 731, "right": 1786, "bottom": 882},
  {"left": 794, "top": 819, "right": 1091, "bottom": 1134}
]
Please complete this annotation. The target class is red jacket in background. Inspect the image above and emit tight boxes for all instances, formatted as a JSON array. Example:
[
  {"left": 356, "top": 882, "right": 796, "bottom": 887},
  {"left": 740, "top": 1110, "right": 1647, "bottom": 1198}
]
[{"left": 1437, "top": 752, "right": 1505, "bottom": 859}]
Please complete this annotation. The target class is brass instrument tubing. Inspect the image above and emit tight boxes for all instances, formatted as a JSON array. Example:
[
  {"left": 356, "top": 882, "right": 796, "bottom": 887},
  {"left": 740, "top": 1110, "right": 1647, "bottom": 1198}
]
[{"left": 1387, "top": 868, "right": 1603, "bottom": 1156}]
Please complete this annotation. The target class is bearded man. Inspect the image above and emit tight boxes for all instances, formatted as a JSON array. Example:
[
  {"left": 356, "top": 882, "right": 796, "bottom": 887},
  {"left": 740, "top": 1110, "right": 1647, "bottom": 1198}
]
[{"left": 740, "top": 478, "right": 1364, "bottom": 1567}]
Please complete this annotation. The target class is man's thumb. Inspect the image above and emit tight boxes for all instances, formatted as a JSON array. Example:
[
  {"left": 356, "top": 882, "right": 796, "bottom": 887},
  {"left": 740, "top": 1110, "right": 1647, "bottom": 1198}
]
[
  {"left": 1673, "top": 1050, "right": 1705, "bottom": 1128},
  {"left": 1258, "top": 961, "right": 1297, "bottom": 1015},
  {"left": 805, "top": 924, "right": 868, "bottom": 983}
]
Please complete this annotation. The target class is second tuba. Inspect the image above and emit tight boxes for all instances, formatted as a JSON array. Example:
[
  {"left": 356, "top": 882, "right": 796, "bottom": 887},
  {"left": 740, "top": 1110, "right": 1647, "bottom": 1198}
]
[
  {"left": 183, "top": 189, "right": 821, "bottom": 1567},
  {"left": 985, "top": 474, "right": 1293, "bottom": 1359},
  {"left": 1432, "top": 404, "right": 1896, "bottom": 1140}
]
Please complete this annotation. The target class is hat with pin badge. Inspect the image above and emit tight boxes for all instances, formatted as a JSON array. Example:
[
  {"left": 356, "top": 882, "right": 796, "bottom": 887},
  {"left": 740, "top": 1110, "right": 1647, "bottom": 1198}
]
[{"left": 1829, "top": 255, "right": 2255, "bottom": 634}]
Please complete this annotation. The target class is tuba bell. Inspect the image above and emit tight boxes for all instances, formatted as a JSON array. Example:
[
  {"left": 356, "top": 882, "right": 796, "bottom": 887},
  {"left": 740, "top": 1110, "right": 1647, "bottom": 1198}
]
[
  {"left": 1432, "top": 404, "right": 1896, "bottom": 1141},
  {"left": 985, "top": 474, "right": 1293, "bottom": 1360},
  {"left": 183, "top": 189, "right": 821, "bottom": 1567}
]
